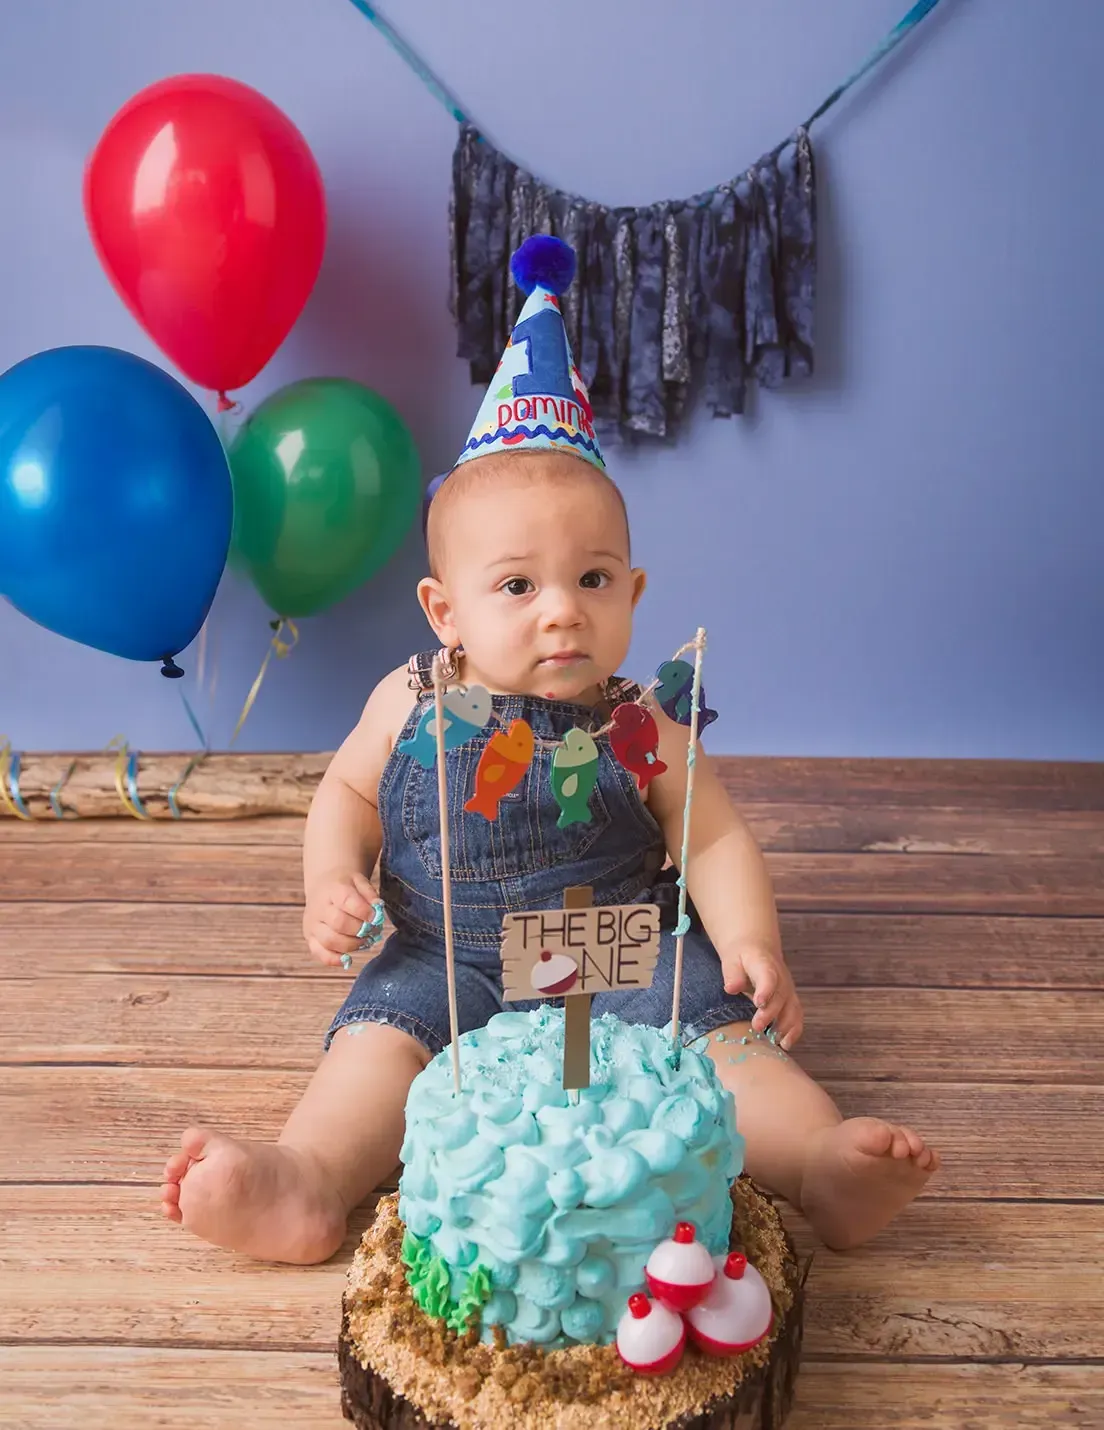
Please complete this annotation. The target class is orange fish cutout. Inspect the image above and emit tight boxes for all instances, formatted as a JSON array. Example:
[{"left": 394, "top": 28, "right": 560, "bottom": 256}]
[{"left": 464, "top": 719, "right": 535, "bottom": 821}]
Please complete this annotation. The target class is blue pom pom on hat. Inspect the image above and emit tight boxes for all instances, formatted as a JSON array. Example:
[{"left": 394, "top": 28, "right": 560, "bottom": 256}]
[
  {"left": 452, "top": 235, "right": 603, "bottom": 474},
  {"left": 510, "top": 234, "right": 577, "bottom": 297}
]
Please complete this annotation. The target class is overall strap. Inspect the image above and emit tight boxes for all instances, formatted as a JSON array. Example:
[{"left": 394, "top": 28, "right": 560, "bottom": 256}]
[
  {"left": 604, "top": 674, "right": 645, "bottom": 707},
  {"left": 406, "top": 647, "right": 460, "bottom": 693}
]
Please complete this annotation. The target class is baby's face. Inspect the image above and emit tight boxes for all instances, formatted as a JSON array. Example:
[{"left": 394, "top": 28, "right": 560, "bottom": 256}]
[{"left": 421, "top": 469, "right": 645, "bottom": 700}]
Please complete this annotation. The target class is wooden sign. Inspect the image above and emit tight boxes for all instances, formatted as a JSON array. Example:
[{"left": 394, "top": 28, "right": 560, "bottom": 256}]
[
  {"left": 500, "top": 888, "right": 661, "bottom": 1091},
  {"left": 501, "top": 897, "right": 661, "bottom": 1001}
]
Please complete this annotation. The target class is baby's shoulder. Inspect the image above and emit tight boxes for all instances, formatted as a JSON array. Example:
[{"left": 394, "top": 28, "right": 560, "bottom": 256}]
[{"left": 364, "top": 664, "right": 421, "bottom": 745}]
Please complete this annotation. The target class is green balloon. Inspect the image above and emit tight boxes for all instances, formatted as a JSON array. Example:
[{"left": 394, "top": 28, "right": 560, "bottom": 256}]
[{"left": 228, "top": 378, "right": 422, "bottom": 617}]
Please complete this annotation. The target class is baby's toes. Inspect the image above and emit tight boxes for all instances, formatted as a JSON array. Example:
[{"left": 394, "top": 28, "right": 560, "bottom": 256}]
[
  {"left": 890, "top": 1127, "right": 913, "bottom": 1159},
  {"left": 901, "top": 1126, "right": 924, "bottom": 1158}
]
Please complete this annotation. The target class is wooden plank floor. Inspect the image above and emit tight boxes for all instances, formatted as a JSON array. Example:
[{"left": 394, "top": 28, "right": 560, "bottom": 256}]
[{"left": 2, "top": 756, "right": 1103, "bottom": 1428}]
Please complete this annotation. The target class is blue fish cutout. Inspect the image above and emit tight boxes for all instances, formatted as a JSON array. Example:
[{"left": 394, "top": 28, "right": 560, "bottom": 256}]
[
  {"left": 654, "top": 660, "right": 718, "bottom": 731},
  {"left": 398, "top": 685, "right": 492, "bottom": 768}
]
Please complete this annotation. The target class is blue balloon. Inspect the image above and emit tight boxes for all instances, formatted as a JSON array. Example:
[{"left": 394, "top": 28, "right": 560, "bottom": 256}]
[{"left": 0, "top": 346, "right": 232, "bottom": 673}]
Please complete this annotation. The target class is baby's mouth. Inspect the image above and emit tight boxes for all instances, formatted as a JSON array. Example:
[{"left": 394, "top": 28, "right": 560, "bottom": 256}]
[{"left": 538, "top": 651, "right": 588, "bottom": 667}]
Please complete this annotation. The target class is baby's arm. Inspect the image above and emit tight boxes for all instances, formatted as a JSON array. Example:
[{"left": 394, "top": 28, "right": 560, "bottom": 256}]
[
  {"left": 646, "top": 709, "right": 804, "bottom": 1048},
  {"left": 301, "top": 666, "right": 414, "bottom": 965}
]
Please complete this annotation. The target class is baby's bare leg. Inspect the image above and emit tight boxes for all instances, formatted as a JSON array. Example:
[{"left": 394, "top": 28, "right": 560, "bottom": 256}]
[
  {"left": 705, "top": 1022, "right": 940, "bottom": 1251},
  {"left": 160, "top": 1023, "right": 428, "bottom": 1264}
]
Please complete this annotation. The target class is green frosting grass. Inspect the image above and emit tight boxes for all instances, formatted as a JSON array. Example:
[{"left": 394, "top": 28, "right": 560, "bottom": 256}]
[{"left": 401, "top": 1228, "right": 492, "bottom": 1333}]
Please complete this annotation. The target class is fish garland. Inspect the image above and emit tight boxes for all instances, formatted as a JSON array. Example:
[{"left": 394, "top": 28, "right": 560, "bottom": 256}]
[
  {"left": 609, "top": 703, "right": 667, "bottom": 792},
  {"left": 397, "top": 646, "right": 716, "bottom": 824},
  {"left": 550, "top": 728, "right": 600, "bottom": 828},
  {"left": 464, "top": 718, "right": 535, "bottom": 821},
  {"left": 654, "top": 660, "right": 718, "bottom": 731},
  {"left": 397, "top": 685, "right": 492, "bottom": 768}
]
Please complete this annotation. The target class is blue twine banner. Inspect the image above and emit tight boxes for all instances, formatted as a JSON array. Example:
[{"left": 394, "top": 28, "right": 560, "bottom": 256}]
[
  {"left": 347, "top": 0, "right": 947, "bottom": 160},
  {"left": 803, "top": 0, "right": 945, "bottom": 130},
  {"left": 345, "top": 0, "right": 468, "bottom": 125}
]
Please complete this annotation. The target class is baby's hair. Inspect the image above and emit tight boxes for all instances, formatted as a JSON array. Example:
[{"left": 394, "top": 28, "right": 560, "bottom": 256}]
[{"left": 424, "top": 450, "right": 631, "bottom": 579}]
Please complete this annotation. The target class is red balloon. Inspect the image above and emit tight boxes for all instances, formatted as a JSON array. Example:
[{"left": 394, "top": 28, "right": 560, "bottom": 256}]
[{"left": 84, "top": 74, "right": 326, "bottom": 399}]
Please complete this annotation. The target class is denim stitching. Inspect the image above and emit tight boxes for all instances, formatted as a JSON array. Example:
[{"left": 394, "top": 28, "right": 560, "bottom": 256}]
[
  {"left": 326, "top": 1002, "right": 445, "bottom": 1054},
  {"left": 679, "top": 997, "right": 759, "bottom": 1045}
]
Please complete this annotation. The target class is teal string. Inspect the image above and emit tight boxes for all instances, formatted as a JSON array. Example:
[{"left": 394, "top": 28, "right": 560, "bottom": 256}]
[
  {"left": 347, "top": 0, "right": 946, "bottom": 152},
  {"left": 125, "top": 751, "right": 152, "bottom": 819},
  {"left": 801, "top": 0, "right": 945, "bottom": 130},
  {"left": 344, "top": 1, "right": 469, "bottom": 124},
  {"left": 179, "top": 690, "right": 208, "bottom": 751},
  {"left": 168, "top": 688, "right": 211, "bottom": 821}
]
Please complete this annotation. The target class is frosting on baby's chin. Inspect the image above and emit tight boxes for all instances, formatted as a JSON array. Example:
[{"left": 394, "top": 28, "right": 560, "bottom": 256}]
[{"left": 397, "top": 1006, "right": 743, "bottom": 1349}]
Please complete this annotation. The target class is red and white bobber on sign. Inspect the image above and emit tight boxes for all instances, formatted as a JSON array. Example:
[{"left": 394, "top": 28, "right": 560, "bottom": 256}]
[
  {"left": 685, "top": 1252, "right": 773, "bottom": 1355},
  {"left": 615, "top": 1293, "right": 686, "bottom": 1375},
  {"left": 645, "top": 1221, "right": 716, "bottom": 1312}
]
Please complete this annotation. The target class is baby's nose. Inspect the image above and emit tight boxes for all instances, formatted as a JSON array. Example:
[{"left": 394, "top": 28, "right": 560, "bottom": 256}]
[{"left": 540, "top": 587, "right": 585, "bottom": 627}]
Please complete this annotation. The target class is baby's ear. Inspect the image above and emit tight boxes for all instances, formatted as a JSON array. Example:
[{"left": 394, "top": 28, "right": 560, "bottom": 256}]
[
  {"left": 630, "top": 567, "right": 647, "bottom": 608},
  {"left": 417, "top": 576, "right": 459, "bottom": 646}
]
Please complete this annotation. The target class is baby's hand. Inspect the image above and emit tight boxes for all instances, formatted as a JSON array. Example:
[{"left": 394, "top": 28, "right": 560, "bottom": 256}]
[
  {"left": 720, "top": 942, "right": 804, "bottom": 1050},
  {"left": 303, "top": 872, "right": 382, "bottom": 968}
]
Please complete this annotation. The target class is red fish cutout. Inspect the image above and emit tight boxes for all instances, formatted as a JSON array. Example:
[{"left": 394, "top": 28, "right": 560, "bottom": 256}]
[
  {"left": 464, "top": 719, "right": 535, "bottom": 821},
  {"left": 610, "top": 703, "right": 667, "bottom": 792}
]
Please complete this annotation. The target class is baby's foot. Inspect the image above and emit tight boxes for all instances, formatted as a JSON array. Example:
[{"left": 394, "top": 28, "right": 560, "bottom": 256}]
[
  {"left": 160, "top": 1127, "right": 346, "bottom": 1264},
  {"left": 799, "top": 1117, "right": 939, "bottom": 1251}
]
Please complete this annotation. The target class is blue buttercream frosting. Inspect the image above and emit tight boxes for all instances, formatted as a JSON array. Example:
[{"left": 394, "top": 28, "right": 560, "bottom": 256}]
[{"left": 397, "top": 1006, "right": 742, "bottom": 1348}]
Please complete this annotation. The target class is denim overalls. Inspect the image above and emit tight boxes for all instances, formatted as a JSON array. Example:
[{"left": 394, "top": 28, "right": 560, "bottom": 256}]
[{"left": 326, "top": 655, "right": 755, "bottom": 1053}]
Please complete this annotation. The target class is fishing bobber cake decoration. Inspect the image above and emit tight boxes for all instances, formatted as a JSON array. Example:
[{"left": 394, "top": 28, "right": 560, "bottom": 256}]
[
  {"left": 645, "top": 1222, "right": 717, "bottom": 1311},
  {"left": 616, "top": 1294, "right": 686, "bottom": 1376},
  {"left": 685, "top": 1252, "right": 774, "bottom": 1356},
  {"left": 619, "top": 1231, "right": 772, "bottom": 1374}
]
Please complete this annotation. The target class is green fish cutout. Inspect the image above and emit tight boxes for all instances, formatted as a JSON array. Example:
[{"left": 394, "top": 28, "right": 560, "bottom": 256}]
[{"left": 551, "top": 729, "right": 599, "bottom": 829}]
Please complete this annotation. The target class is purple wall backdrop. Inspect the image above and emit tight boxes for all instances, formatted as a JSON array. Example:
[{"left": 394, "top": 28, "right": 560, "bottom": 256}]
[{"left": 2, "top": 0, "right": 1101, "bottom": 757}]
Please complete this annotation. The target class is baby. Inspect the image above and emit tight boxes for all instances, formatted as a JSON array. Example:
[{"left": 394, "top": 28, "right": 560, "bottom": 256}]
[{"left": 161, "top": 240, "right": 938, "bottom": 1266}]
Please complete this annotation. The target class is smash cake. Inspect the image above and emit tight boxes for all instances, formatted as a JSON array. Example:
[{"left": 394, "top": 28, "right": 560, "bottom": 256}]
[{"left": 339, "top": 1008, "right": 804, "bottom": 1429}]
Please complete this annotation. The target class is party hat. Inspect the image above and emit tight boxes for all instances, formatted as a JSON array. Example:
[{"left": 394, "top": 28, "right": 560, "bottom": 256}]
[{"left": 454, "top": 236, "right": 604, "bottom": 472}]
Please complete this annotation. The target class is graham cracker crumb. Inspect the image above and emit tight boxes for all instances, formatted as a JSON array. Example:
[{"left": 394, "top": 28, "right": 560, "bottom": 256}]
[
  {"left": 493, "top": 1361, "right": 520, "bottom": 1391},
  {"left": 455, "top": 1367, "right": 483, "bottom": 1401},
  {"left": 509, "top": 1372, "right": 540, "bottom": 1405}
]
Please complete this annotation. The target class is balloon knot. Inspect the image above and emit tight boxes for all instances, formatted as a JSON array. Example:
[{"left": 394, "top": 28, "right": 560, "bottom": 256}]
[
  {"left": 160, "top": 656, "right": 185, "bottom": 679},
  {"left": 216, "top": 392, "right": 235, "bottom": 413}
]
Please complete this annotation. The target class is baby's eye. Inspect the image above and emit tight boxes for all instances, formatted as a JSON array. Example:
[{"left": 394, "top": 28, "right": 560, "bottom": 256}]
[
  {"left": 579, "top": 570, "right": 610, "bottom": 590},
  {"left": 502, "top": 577, "right": 534, "bottom": 597}
]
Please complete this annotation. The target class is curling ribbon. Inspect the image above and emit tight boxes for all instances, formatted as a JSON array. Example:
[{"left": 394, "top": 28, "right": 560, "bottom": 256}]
[
  {"left": 105, "top": 736, "right": 151, "bottom": 820},
  {"left": 0, "top": 739, "right": 34, "bottom": 820},
  {"left": 50, "top": 759, "right": 78, "bottom": 819},
  {"left": 229, "top": 619, "right": 300, "bottom": 747}
]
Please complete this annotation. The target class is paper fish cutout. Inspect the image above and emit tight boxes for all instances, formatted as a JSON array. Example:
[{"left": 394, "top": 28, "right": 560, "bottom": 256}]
[
  {"left": 464, "top": 718, "right": 534, "bottom": 821},
  {"left": 397, "top": 685, "right": 492, "bottom": 768},
  {"left": 654, "top": 660, "right": 718, "bottom": 732},
  {"left": 550, "top": 728, "right": 599, "bottom": 828},
  {"left": 610, "top": 704, "right": 668, "bottom": 792}
]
